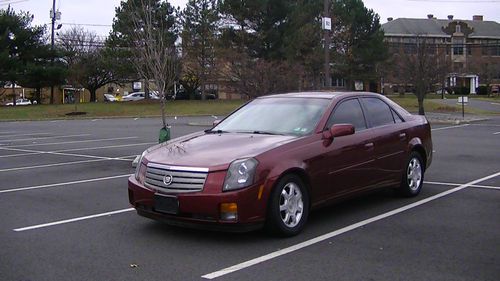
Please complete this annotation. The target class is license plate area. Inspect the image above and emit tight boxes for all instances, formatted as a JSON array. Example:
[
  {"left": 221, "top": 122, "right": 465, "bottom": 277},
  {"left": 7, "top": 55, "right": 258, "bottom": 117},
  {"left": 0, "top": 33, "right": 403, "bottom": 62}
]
[{"left": 154, "top": 194, "right": 179, "bottom": 215}]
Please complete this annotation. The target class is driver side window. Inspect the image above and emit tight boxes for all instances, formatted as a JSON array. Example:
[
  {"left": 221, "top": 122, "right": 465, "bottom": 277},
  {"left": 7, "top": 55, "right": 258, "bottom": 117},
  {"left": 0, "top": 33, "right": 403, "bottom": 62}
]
[{"left": 326, "top": 99, "right": 367, "bottom": 132}]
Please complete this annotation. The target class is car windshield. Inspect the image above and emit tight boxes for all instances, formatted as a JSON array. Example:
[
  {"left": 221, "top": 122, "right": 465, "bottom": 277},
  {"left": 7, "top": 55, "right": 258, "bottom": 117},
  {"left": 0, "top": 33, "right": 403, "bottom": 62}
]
[{"left": 213, "top": 97, "right": 331, "bottom": 136}]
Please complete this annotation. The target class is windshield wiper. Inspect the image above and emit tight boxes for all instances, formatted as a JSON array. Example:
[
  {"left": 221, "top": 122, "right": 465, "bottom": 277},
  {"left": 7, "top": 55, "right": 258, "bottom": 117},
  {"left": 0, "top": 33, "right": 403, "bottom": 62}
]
[
  {"left": 235, "top": 130, "right": 285, "bottom": 136},
  {"left": 204, "top": 129, "right": 229, "bottom": 134}
]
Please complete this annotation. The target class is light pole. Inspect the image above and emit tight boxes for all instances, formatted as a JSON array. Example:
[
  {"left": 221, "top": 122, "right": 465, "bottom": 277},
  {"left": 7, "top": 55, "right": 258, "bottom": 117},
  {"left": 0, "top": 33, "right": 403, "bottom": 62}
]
[
  {"left": 323, "top": 0, "right": 331, "bottom": 89},
  {"left": 49, "top": 0, "right": 56, "bottom": 104}
]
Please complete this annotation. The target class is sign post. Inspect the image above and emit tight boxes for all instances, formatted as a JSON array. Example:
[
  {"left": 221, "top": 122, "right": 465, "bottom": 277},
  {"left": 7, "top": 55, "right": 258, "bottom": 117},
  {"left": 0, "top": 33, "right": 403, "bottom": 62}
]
[{"left": 458, "top": 96, "right": 468, "bottom": 118}]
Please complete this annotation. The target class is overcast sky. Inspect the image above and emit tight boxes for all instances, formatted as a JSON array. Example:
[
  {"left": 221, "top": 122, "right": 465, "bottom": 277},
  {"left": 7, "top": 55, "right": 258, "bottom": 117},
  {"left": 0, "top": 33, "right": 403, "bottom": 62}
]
[{"left": 3, "top": 0, "right": 500, "bottom": 37}]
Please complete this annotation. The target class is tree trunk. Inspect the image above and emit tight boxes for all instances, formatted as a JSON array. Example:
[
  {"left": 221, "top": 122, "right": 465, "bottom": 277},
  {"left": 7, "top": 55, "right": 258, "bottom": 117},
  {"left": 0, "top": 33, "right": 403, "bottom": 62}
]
[
  {"left": 90, "top": 89, "right": 97, "bottom": 102},
  {"left": 417, "top": 92, "right": 425, "bottom": 115},
  {"left": 145, "top": 80, "right": 150, "bottom": 100},
  {"left": 11, "top": 83, "right": 16, "bottom": 106}
]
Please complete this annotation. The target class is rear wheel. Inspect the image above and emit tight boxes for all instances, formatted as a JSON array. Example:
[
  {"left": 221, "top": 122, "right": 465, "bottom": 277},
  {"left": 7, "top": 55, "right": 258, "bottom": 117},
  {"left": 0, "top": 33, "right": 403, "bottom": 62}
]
[
  {"left": 266, "top": 174, "right": 309, "bottom": 236},
  {"left": 398, "top": 152, "right": 424, "bottom": 197}
]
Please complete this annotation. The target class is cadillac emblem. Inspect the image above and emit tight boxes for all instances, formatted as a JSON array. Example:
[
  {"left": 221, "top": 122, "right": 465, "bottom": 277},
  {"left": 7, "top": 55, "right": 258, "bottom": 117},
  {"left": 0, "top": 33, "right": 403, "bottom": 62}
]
[{"left": 163, "top": 174, "right": 173, "bottom": 186}]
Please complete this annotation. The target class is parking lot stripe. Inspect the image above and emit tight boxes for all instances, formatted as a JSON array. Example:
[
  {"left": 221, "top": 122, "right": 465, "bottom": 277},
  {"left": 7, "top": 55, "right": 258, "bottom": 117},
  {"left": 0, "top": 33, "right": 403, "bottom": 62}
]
[
  {"left": 0, "top": 146, "right": 135, "bottom": 162},
  {"left": 201, "top": 171, "right": 500, "bottom": 280},
  {"left": 0, "top": 155, "right": 136, "bottom": 173},
  {"left": 425, "top": 181, "right": 500, "bottom": 190},
  {"left": 13, "top": 208, "right": 135, "bottom": 232},
  {"left": 494, "top": 132, "right": 500, "bottom": 135},
  {"left": 0, "top": 133, "right": 51, "bottom": 139},
  {"left": 0, "top": 134, "right": 91, "bottom": 143},
  {"left": 0, "top": 174, "right": 132, "bottom": 194},
  {"left": 431, "top": 124, "right": 469, "bottom": 131},
  {"left": 2, "top": 136, "right": 139, "bottom": 148},
  {"left": 0, "top": 142, "right": 156, "bottom": 159}
]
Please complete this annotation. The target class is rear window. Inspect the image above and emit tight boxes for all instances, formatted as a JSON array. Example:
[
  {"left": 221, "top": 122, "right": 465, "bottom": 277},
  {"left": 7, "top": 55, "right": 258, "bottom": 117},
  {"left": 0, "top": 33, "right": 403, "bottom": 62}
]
[{"left": 361, "top": 97, "right": 395, "bottom": 127}]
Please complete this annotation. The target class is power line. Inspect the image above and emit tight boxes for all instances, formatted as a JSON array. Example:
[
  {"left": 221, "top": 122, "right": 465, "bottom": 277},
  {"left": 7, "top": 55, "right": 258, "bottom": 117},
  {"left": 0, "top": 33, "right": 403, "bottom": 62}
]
[
  {"left": 0, "top": 0, "right": 29, "bottom": 6},
  {"left": 408, "top": 0, "right": 500, "bottom": 2}
]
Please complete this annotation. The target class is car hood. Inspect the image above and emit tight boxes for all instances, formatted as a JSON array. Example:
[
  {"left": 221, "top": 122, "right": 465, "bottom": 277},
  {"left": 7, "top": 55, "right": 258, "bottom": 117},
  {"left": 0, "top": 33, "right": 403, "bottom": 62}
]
[{"left": 143, "top": 132, "right": 296, "bottom": 171}]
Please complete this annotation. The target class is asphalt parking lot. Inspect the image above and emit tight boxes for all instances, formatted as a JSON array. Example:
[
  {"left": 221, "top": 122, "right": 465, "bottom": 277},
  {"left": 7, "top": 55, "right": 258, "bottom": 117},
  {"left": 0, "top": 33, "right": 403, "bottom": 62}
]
[{"left": 0, "top": 116, "right": 499, "bottom": 281}]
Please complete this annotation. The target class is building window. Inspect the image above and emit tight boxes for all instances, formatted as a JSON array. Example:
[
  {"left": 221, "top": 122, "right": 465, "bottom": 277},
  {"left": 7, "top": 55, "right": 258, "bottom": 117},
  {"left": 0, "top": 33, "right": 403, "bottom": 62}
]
[
  {"left": 455, "top": 24, "right": 461, "bottom": 33},
  {"left": 452, "top": 38, "right": 464, "bottom": 55}
]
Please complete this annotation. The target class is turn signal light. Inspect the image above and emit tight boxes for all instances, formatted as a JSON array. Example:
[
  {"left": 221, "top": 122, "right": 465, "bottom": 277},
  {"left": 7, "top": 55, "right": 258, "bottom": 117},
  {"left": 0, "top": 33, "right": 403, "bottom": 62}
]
[{"left": 220, "top": 203, "right": 238, "bottom": 221}]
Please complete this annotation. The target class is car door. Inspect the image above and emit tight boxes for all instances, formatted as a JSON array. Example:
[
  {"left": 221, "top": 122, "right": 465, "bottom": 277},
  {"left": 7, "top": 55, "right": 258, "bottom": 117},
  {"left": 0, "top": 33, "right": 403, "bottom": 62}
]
[
  {"left": 360, "top": 97, "right": 408, "bottom": 186},
  {"left": 312, "top": 98, "right": 378, "bottom": 202}
]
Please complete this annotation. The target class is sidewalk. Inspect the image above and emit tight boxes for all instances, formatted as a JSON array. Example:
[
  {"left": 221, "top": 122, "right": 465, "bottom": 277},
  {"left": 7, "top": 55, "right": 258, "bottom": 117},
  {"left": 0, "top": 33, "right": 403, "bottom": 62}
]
[{"left": 424, "top": 112, "right": 491, "bottom": 124}]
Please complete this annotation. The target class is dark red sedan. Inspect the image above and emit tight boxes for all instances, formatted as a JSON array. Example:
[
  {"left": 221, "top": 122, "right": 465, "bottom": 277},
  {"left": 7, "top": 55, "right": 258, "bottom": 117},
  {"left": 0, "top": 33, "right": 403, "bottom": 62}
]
[{"left": 128, "top": 92, "right": 432, "bottom": 236}]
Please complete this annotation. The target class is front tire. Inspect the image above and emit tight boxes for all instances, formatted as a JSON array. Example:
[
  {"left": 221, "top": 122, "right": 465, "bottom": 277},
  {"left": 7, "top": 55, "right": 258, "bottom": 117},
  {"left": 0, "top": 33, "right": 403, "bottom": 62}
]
[
  {"left": 398, "top": 152, "right": 424, "bottom": 197},
  {"left": 266, "top": 174, "right": 309, "bottom": 236}
]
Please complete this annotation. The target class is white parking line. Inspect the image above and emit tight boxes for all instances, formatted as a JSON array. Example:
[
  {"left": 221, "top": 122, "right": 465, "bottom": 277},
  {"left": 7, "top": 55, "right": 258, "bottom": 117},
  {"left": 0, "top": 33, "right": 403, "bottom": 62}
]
[
  {"left": 0, "top": 146, "right": 136, "bottom": 162},
  {"left": 431, "top": 124, "right": 469, "bottom": 131},
  {"left": 0, "top": 174, "right": 132, "bottom": 194},
  {"left": 494, "top": 132, "right": 500, "bottom": 135},
  {"left": 13, "top": 208, "right": 135, "bottom": 232},
  {"left": 425, "top": 181, "right": 500, "bottom": 190},
  {"left": 0, "top": 142, "right": 155, "bottom": 159},
  {"left": 1, "top": 136, "right": 139, "bottom": 148},
  {"left": 201, "top": 171, "right": 500, "bottom": 280},
  {"left": 0, "top": 133, "right": 51, "bottom": 139},
  {"left": 0, "top": 134, "right": 91, "bottom": 143},
  {"left": 0, "top": 155, "right": 137, "bottom": 173}
]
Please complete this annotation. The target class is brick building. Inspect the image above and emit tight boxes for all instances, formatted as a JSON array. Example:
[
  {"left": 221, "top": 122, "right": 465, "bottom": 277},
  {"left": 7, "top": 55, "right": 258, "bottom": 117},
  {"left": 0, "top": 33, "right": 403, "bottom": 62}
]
[{"left": 382, "top": 15, "right": 500, "bottom": 94}]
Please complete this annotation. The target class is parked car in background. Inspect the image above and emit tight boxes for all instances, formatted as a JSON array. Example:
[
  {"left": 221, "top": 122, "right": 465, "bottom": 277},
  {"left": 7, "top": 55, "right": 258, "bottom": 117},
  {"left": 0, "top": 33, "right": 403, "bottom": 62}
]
[
  {"left": 6, "top": 98, "right": 35, "bottom": 106},
  {"left": 104, "top": 94, "right": 118, "bottom": 102},
  {"left": 173, "top": 89, "right": 217, "bottom": 100},
  {"left": 122, "top": 92, "right": 160, "bottom": 101},
  {"left": 129, "top": 92, "right": 433, "bottom": 236}
]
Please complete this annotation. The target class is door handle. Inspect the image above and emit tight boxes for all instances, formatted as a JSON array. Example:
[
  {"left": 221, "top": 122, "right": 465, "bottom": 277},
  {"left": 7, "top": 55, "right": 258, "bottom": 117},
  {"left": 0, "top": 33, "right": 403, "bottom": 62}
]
[
  {"left": 399, "top": 133, "right": 407, "bottom": 139},
  {"left": 364, "top": 142, "right": 374, "bottom": 149}
]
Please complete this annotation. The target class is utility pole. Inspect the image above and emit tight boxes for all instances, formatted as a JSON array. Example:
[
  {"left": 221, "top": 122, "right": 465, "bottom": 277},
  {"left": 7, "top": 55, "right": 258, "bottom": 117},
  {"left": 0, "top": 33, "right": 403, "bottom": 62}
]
[
  {"left": 50, "top": 0, "right": 56, "bottom": 104},
  {"left": 323, "top": 0, "right": 331, "bottom": 89}
]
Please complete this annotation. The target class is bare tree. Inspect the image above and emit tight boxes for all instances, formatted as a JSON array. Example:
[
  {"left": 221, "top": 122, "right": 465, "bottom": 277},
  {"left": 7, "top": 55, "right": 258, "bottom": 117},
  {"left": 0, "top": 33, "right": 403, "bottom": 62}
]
[
  {"left": 130, "top": 0, "right": 179, "bottom": 128},
  {"left": 217, "top": 49, "right": 301, "bottom": 98},
  {"left": 390, "top": 36, "right": 450, "bottom": 115},
  {"left": 469, "top": 57, "right": 500, "bottom": 96},
  {"left": 58, "top": 27, "right": 118, "bottom": 102}
]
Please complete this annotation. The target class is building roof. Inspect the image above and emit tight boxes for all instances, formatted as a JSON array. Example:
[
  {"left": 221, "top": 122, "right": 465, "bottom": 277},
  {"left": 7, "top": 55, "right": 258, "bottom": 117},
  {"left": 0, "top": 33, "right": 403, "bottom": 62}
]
[{"left": 382, "top": 18, "right": 500, "bottom": 39}]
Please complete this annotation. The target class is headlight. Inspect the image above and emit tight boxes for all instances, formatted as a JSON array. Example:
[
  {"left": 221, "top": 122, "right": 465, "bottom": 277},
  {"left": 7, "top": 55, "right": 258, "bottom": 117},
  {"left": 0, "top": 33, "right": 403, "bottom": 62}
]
[
  {"left": 223, "top": 158, "right": 258, "bottom": 191},
  {"left": 134, "top": 150, "right": 147, "bottom": 182}
]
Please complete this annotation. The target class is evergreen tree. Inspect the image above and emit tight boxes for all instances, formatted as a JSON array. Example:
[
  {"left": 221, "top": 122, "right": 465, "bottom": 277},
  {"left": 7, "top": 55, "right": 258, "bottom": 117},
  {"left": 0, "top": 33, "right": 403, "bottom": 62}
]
[
  {"left": 330, "top": 0, "right": 387, "bottom": 89},
  {"left": 181, "top": 0, "right": 219, "bottom": 99},
  {"left": 0, "top": 7, "right": 55, "bottom": 104}
]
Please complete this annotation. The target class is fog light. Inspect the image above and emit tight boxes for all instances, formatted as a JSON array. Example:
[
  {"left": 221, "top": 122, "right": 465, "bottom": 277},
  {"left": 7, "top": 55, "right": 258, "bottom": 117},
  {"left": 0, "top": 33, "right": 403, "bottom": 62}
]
[{"left": 220, "top": 203, "right": 238, "bottom": 221}]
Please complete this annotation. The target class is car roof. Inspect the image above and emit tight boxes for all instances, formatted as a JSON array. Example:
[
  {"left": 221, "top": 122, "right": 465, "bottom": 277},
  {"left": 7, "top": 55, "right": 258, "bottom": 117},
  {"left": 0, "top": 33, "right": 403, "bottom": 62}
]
[{"left": 261, "top": 91, "right": 380, "bottom": 100}]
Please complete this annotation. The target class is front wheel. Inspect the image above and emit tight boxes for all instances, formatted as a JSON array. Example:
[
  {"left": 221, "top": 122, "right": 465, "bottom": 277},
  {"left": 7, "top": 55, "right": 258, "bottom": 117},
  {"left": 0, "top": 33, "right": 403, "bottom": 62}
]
[
  {"left": 398, "top": 152, "right": 424, "bottom": 197},
  {"left": 266, "top": 174, "right": 309, "bottom": 236}
]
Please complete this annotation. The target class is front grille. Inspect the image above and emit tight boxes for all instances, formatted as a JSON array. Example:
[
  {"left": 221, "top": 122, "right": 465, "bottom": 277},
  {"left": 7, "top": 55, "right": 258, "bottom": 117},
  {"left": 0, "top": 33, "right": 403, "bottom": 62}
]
[{"left": 144, "top": 163, "right": 208, "bottom": 193}]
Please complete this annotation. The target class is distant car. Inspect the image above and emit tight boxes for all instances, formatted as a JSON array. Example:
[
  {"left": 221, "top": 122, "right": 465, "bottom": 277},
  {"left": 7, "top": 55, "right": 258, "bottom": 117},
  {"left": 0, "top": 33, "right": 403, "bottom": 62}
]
[
  {"left": 122, "top": 92, "right": 160, "bottom": 101},
  {"left": 6, "top": 99, "right": 34, "bottom": 106},
  {"left": 129, "top": 92, "right": 433, "bottom": 236},
  {"left": 173, "top": 90, "right": 217, "bottom": 100},
  {"left": 104, "top": 94, "right": 118, "bottom": 102}
]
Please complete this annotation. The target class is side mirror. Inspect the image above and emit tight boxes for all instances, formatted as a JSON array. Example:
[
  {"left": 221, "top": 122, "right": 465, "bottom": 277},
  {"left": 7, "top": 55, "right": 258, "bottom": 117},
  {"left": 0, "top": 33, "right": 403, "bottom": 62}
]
[
  {"left": 322, "top": 124, "right": 355, "bottom": 146},
  {"left": 212, "top": 119, "right": 221, "bottom": 127}
]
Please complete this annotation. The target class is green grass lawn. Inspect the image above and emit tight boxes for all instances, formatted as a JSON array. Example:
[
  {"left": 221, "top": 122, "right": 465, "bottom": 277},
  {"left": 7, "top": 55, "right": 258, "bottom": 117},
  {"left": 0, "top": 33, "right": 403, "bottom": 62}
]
[
  {"left": 1, "top": 95, "right": 498, "bottom": 121},
  {"left": 0, "top": 100, "right": 246, "bottom": 121}
]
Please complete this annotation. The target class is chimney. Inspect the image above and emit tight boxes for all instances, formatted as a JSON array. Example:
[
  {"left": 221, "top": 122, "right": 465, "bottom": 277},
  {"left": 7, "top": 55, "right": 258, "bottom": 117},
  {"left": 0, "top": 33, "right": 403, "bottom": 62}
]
[
  {"left": 448, "top": 15, "right": 454, "bottom": 20},
  {"left": 473, "top": 15, "right": 483, "bottom": 21},
  {"left": 387, "top": 17, "right": 393, "bottom": 22},
  {"left": 427, "top": 14, "right": 434, "bottom": 19}
]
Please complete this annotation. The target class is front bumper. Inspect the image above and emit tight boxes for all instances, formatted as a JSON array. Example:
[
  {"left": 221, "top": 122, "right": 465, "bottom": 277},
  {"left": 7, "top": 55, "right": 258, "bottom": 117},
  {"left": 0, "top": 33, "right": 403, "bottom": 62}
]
[{"left": 128, "top": 172, "right": 267, "bottom": 232}]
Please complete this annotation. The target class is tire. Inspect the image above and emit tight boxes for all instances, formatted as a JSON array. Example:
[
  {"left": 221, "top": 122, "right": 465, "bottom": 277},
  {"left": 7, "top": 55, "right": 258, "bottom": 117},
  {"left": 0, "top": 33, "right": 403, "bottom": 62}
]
[
  {"left": 398, "top": 152, "right": 424, "bottom": 197},
  {"left": 266, "top": 174, "right": 309, "bottom": 236}
]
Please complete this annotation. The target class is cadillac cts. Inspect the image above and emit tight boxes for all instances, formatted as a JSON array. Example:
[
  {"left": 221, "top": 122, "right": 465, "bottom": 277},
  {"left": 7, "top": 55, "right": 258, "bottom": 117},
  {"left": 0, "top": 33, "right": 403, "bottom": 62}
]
[{"left": 128, "top": 92, "right": 432, "bottom": 236}]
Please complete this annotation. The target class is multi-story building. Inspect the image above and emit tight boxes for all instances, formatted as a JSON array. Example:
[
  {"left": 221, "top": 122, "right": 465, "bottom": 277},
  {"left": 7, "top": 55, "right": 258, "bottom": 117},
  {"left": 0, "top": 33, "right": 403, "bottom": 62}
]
[{"left": 382, "top": 14, "right": 500, "bottom": 94}]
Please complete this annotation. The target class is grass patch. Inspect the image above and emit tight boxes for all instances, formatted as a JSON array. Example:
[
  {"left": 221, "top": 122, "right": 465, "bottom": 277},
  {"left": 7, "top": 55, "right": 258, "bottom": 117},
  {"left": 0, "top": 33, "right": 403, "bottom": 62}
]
[{"left": 0, "top": 100, "right": 246, "bottom": 121}]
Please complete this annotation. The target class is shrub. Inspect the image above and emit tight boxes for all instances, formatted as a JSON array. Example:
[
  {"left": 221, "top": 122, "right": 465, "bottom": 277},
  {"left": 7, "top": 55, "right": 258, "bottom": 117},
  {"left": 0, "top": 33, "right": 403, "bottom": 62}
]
[{"left": 476, "top": 86, "right": 488, "bottom": 95}]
